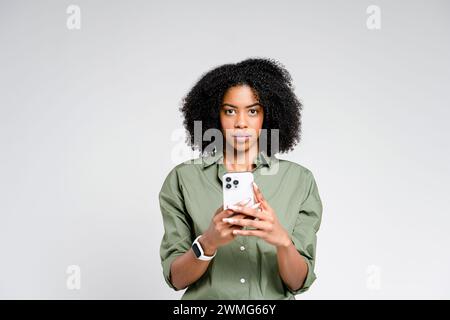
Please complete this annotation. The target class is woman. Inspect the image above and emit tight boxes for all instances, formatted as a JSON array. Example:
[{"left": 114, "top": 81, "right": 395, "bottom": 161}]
[{"left": 159, "top": 58, "right": 323, "bottom": 300}]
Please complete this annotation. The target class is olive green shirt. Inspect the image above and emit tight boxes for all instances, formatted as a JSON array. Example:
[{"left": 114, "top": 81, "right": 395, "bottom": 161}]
[{"left": 159, "top": 150, "right": 323, "bottom": 300}]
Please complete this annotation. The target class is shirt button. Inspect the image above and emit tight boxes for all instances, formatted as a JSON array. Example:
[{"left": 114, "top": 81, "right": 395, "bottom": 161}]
[
  {"left": 240, "top": 246, "right": 245, "bottom": 251},
  {"left": 240, "top": 278, "right": 246, "bottom": 284}
]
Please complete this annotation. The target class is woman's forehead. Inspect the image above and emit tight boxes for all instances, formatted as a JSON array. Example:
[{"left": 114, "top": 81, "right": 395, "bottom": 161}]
[{"left": 222, "top": 85, "right": 259, "bottom": 105}]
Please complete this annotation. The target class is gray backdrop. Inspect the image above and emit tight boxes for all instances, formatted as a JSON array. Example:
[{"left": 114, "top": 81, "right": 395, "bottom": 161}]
[{"left": 1, "top": 0, "right": 449, "bottom": 299}]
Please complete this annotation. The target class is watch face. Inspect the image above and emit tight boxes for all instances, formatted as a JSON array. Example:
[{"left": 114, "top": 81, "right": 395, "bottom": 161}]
[{"left": 192, "top": 243, "right": 201, "bottom": 258}]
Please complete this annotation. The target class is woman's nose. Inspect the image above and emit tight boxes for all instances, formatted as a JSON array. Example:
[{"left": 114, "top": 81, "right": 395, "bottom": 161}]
[{"left": 234, "top": 113, "right": 248, "bottom": 128}]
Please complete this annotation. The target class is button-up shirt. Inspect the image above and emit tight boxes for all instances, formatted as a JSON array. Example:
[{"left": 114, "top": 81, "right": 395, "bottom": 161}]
[{"left": 159, "top": 150, "right": 323, "bottom": 299}]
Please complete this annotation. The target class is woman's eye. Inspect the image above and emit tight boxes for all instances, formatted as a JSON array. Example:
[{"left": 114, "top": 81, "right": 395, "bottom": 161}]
[
  {"left": 225, "top": 109, "right": 236, "bottom": 115},
  {"left": 248, "top": 109, "right": 257, "bottom": 115}
]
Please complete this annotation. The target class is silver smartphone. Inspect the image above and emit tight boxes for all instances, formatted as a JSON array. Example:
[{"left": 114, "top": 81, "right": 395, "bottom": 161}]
[{"left": 223, "top": 172, "right": 255, "bottom": 209}]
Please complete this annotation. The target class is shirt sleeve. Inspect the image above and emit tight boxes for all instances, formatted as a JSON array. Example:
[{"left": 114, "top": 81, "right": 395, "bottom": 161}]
[
  {"left": 159, "top": 167, "right": 193, "bottom": 291},
  {"left": 288, "top": 170, "right": 323, "bottom": 295}
]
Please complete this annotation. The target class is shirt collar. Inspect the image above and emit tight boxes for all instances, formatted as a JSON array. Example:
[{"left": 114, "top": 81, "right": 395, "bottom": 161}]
[{"left": 201, "top": 149, "right": 274, "bottom": 169}]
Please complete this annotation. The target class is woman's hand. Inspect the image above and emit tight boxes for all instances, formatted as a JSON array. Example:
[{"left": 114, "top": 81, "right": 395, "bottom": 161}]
[
  {"left": 223, "top": 182, "right": 292, "bottom": 248},
  {"left": 200, "top": 198, "right": 252, "bottom": 254}
]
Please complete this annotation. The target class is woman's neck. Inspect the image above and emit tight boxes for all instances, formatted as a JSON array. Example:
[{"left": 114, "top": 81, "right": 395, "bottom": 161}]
[{"left": 223, "top": 146, "right": 258, "bottom": 172}]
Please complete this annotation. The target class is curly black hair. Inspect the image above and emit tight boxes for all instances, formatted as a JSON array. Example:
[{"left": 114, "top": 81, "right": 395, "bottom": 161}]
[{"left": 180, "top": 57, "right": 302, "bottom": 157}]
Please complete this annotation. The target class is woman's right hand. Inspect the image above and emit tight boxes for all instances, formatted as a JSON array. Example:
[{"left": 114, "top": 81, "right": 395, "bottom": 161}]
[{"left": 198, "top": 198, "right": 252, "bottom": 255}]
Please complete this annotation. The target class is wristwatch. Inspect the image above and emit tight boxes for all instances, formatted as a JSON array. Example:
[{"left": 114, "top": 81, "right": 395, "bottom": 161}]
[{"left": 192, "top": 235, "right": 216, "bottom": 261}]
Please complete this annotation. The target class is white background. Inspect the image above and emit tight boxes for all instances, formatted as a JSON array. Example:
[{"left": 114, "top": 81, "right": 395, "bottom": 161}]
[{"left": 0, "top": 0, "right": 449, "bottom": 299}]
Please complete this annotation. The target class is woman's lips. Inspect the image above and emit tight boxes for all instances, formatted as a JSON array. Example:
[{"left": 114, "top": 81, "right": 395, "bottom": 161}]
[{"left": 232, "top": 134, "right": 251, "bottom": 142}]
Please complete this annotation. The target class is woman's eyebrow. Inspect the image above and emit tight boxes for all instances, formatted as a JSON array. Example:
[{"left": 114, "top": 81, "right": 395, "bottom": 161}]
[{"left": 221, "top": 103, "right": 261, "bottom": 108}]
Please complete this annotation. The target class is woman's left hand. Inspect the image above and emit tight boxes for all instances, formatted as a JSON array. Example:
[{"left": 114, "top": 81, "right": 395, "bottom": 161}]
[{"left": 223, "top": 182, "right": 292, "bottom": 248}]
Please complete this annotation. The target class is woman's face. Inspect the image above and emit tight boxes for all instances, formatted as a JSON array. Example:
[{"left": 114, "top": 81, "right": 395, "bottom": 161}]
[{"left": 220, "top": 85, "right": 264, "bottom": 154}]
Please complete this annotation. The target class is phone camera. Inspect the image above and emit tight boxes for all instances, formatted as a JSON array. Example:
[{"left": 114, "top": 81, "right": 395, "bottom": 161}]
[
  {"left": 233, "top": 180, "right": 239, "bottom": 185},
  {"left": 226, "top": 184, "right": 232, "bottom": 189},
  {"left": 225, "top": 177, "right": 231, "bottom": 182}
]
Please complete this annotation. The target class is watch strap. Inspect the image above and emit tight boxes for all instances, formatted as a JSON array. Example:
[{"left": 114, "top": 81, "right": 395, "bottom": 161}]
[{"left": 192, "top": 235, "right": 216, "bottom": 261}]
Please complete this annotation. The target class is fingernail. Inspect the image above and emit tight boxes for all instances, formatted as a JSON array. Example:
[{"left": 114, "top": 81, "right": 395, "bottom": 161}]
[
  {"left": 250, "top": 202, "right": 261, "bottom": 209},
  {"left": 233, "top": 230, "right": 239, "bottom": 235},
  {"left": 223, "top": 218, "right": 234, "bottom": 223},
  {"left": 239, "top": 198, "right": 251, "bottom": 205},
  {"left": 228, "top": 205, "right": 239, "bottom": 210}
]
